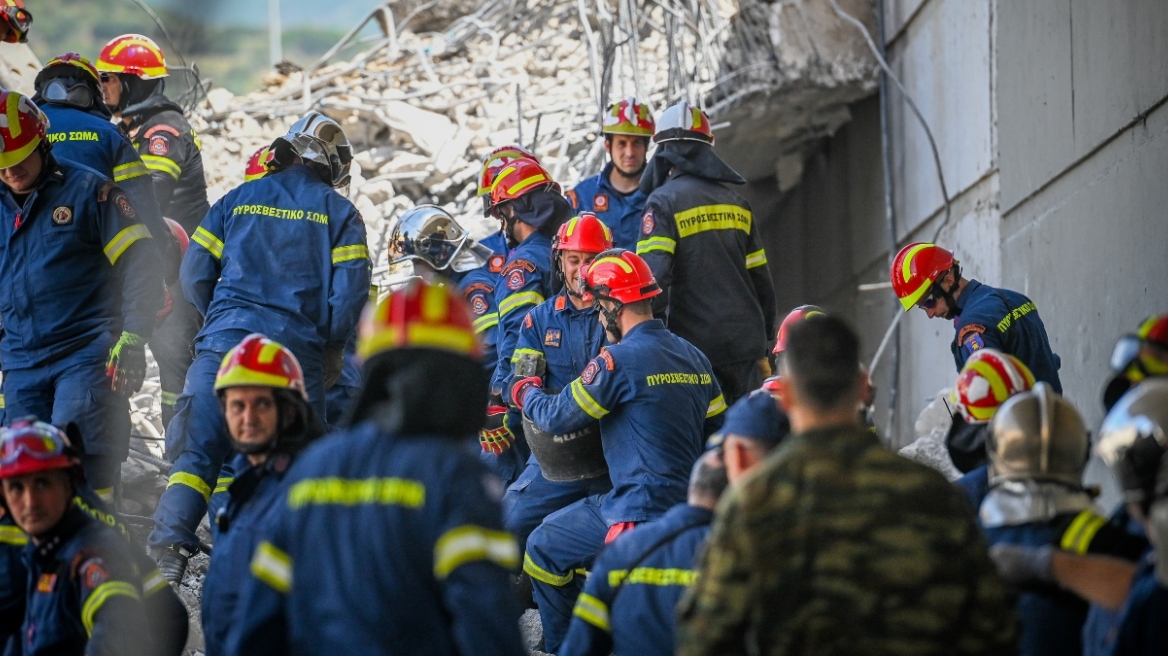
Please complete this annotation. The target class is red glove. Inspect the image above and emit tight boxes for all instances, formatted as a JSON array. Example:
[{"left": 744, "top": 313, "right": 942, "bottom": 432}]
[
  {"left": 509, "top": 376, "right": 543, "bottom": 411},
  {"left": 480, "top": 394, "right": 516, "bottom": 455}
]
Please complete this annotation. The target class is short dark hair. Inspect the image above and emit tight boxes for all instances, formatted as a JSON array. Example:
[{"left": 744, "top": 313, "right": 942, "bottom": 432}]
[
  {"left": 782, "top": 315, "right": 861, "bottom": 411},
  {"left": 689, "top": 450, "right": 729, "bottom": 501}
]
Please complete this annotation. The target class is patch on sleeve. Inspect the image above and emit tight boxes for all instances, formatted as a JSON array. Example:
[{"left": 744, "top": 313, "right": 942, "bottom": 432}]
[
  {"left": 488, "top": 254, "right": 505, "bottom": 273},
  {"left": 641, "top": 209, "right": 655, "bottom": 235},
  {"left": 523, "top": 312, "right": 533, "bottom": 329},
  {"left": 501, "top": 258, "right": 537, "bottom": 276},
  {"left": 468, "top": 291, "right": 490, "bottom": 316},
  {"left": 593, "top": 193, "right": 609, "bottom": 212},
  {"left": 544, "top": 329, "right": 562, "bottom": 348},
  {"left": 149, "top": 134, "right": 170, "bottom": 156},
  {"left": 566, "top": 189, "right": 579, "bottom": 209},
  {"left": 113, "top": 192, "right": 137, "bottom": 219},
  {"left": 581, "top": 359, "right": 602, "bottom": 385},
  {"left": 143, "top": 124, "right": 181, "bottom": 139},
  {"left": 79, "top": 558, "right": 109, "bottom": 591},
  {"left": 959, "top": 324, "right": 987, "bottom": 355},
  {"left": 97, "top": 181, "right": 115, "bottom": 203},
  {"left": 51, "top": 206, "right": 74, "bottom": 226},
  {"left": 599, "top": 349, "right": 615, "bottom": 371},
  {"left": 506, "top": 268, "right": 526, "bottom": 291}
]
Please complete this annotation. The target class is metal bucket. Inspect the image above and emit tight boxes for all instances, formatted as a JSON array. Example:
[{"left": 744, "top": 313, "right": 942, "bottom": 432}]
[{"left": 521, "top": 415, "right": 607, "bottom": 482}]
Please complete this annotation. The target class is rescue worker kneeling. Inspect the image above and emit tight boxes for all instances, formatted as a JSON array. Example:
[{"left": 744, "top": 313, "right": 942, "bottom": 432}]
[
  {"left": 201, "top": 334, "right": 324, "bottom": 656},
  {"left": 511, "top": 249, "right": 725, "bottom": 652},
  {"left": 224, "top": 282, "right": 525, "bottom": 656},
  {"left": 0, "top": 420, "right": 154, "bottom": 655}
]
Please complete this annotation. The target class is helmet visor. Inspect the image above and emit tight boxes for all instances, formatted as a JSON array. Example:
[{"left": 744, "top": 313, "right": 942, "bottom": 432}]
[
  {"left": 1, "top": 432, "right": 64, "bottom": 466},
  {"left": 42, "top": 78, "right": 94, "bottom": 109},
  {"left": 1, "top": 6, "right": 31, "bottom": 42},
  {"left": 1111, "top": 335, "right": 1142, "bottom": 372}
]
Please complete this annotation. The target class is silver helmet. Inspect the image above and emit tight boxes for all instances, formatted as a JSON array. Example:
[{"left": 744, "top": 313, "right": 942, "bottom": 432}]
[
  {"left": 987, "top": 382, "right": 1089, "bottom": 486},
  {"left": 275, "top": 111, "right": 352, "bottom": 188},
  {"left": 1096, "top": 378, "right": 1168, "bottom": 513},
  {"left": 388, "top": 205, "right": 491, "bottom": 273}
]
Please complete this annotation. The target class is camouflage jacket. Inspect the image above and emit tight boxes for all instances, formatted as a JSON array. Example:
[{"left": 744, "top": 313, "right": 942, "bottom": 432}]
[{"left": 677, "top": 423, "right": 1018, "bottom": 656}]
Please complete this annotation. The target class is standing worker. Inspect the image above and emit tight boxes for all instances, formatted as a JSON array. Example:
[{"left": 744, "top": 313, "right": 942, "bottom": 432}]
[
  {"left": 892, "top": 242, "right": 1063, "bottom": 392},
  {"left": 0, "top": 91, "right": 161, "bottom": 499},
  {"left": 636, "top": 101, "right": 777, "bottom": 404},
  {"left": 567, "top": 98, "right": 654, "bottom": 250},
  {"left": 148, "top": 112, "right": 370, "bottom": 582},
  {"left": 225, "top": 282, "right": 525, "bottom": 656}
]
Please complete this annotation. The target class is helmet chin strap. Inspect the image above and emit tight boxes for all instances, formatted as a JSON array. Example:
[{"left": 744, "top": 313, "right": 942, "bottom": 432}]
[
  {"left": 939, "top": 264, "right": 963, "bottom": 320},
  {"left": 597, "top": 297, "right": 624, "bottom": 342}
]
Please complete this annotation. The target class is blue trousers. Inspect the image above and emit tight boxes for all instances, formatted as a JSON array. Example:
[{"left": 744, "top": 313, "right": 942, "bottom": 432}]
[
  {"left": 149, "top": 344, "right": 325, "bottom": 549},
  {"left": 503, "top": 458, "right": 611, "bottom": 554},
  {"left": 3, "top": 335, "right": 128, "bottom": 495},
  {"left": 524, "top": 494, "right": 609, "bottom": 653}
]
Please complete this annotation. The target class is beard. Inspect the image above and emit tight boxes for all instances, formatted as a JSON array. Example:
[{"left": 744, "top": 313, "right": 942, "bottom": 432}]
[{"left": 612, "top": 160, "right": 645, "bottom": 180}]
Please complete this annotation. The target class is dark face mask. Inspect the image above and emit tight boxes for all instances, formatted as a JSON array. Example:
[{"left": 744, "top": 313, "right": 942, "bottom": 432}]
[{"left": 42, "top": 78, "right": 96, "bottom": 109}]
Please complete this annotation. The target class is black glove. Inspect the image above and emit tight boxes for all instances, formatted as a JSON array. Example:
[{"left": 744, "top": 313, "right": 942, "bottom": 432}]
[{"left": 324, "top": 346, "right": 344, "bottom": 388}]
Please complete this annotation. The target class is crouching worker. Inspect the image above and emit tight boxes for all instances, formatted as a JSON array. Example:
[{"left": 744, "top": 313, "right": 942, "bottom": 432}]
[
  {"left": 0, "top": 419, "right": 154, "bottom": 655},
  {"left": 201, "top": 334, "right": 325, "bottom": 656}
]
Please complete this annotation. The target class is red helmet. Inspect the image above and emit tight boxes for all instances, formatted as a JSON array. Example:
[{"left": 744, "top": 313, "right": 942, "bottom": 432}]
[
  {"left": 0, "top": 1, "right": 32, "bottom": 44},
  {"left": 891, "top": 242, "right": 956, "bottom": 311},
  {"left": 244, "top": 146, "right": 275, "bottom": 182},
  {"left": 761, "top": 375, "right": 783, "bottom": 399},
  {"left": 477, "top": 144, "right": 537, "bottom": 196},
  {"left": 489, "top": 156, "right": 559, "bottom": 207},
  {"left": 583, "top": 249, "right": 661, "bottom": 304},
  {"left": 43, "top": 52, "right": 100, "bottom": 83},
  {"left": 653, "top": 100, "right": 714, "bottom": 145},
  {"left": 214, "top": 334, "right": 308, "bottom": 401},
  {"left": 0, "top": 419, "right": 80, "bottom": 480},
  {"left": 357, "top": 280, "right": 481, "bottom": 362},
  {"left": 603, "top": 97, "right": 655, "bottom": 137},
  {"left": 773, "top": 305, "right": 824, "bottom": 354},
  {"left": 0, "top": 91, "right": 48, "bottom": 169},
  {"left": 952, "top": 349, "right": 1036, "bottom": 423},
  {"left": 1138, "top": 314, "right": 1168, "bottom": 349},
  {"left": 96, "top": 34, "right": 169, "bottom": 80},
  {"left": 166, "top": 218, "right": 189, "bottom": 256},
  {"left": 555, "top": 213, "right": 613, "bottom": 254}
]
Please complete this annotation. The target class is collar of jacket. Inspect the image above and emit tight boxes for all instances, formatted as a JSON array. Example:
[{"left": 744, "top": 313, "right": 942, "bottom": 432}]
[
  {"left": 123, "top": 91, "right": 183, "bottom": 132},
  {"left": 30, "top": 503, "right": 88, "bottom": 562}
]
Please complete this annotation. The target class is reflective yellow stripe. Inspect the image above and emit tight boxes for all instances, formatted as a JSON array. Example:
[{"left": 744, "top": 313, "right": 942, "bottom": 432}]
[
  {"left": 192, "top": 226, "right": 224, "bottom": 259},
  {"left": 573, "top": 592, "right": 611, "bottom": 632},
  {"left": 142, "top": 570, "right": 167, "bottom": 595},
  {"left": 745, "top": 248, "right": 768, "bottom": 269},
  {"left": 103, "top": 224, "right": 151, "bottom": 266},
  {"left": 472, "top": 313, "right": 499, "bottom": 333},
  {"left": 251, "top": 541, "right": 292, "bottom": 593},
  {"left": 81, "top": 580, "right": 139, "bottom": 636},
  {"left": 141, "top": 154, "right": 181, "bottom": 180},
  {"left": 510, "top": 348, "right": 545, "bottom": 363},
  {"left": 523, "top": 552, "right": 574, "bottom": 586},
  {"left": 0, "top": 393, "right": 5, "bottom": 409},
  {"left": 112, "top": 161, "right": 150, "bottom": 182},
  {"left": 499, "top": 291, "right": 544, "bottom": 316},
  {"left": 160, "top": 391, "right": 180, "bottom": 406},
  {"left": 0, "top": 525, "right": 27, "bottom": 546},
  {"left": 507, "top": 173, "right": 550, "bottom": 196},
  {"left": 331, "top": 244, "right": 369, "bottom": 264},
  {"left": 167, "top": 472, "right": 212, "bottom": 502},
  {"left": 674, "top": 204, "right": 752, "bottom": 238},
  {"left": 1061, "top": 509, "right": 1107, "bottom": 555},
  {"left": 635, "top": 236, "right": 676, "bottom": 256},
  {"left": 287, "top": 477, "right": 426, "bottom": 509},
  {"left": 433, "top": 525, "right": 519, "bottom": 579},
  {"left": 706, "top": 394, "right": 727, "bottom": 418},
  {"left": 570, "top": 378, "right": 608, "bottom": 419},
  {"left": 608, "top": 567, "right": 698, "bottom": 587},
  {"left": 213, "top": 476, "right": 234, "bottom": 495}
]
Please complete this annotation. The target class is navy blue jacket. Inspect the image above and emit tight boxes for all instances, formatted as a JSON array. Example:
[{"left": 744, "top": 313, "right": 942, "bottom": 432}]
[
  {"left": 952, "top": 280, "right": 1062, "bottom": 392},
  {"left": 183, "top": 164, "right": 370, "bottom": 358},
  {"left": 0, "top": 515, "right": 26, "bottom": 656},
  {"left": 20, "top": 506, "right": 153, "bottom": 656},
  {"left": 224, "top": 424, "right": 526, "bottom": 655},
  {"left": 523, "top": 320, "right": 726, "bottom": 523},
  {"left": 0, "top": 157, "right": 161, "bottom": 368},
  {"left": 1112, "top": 557, "right": 1168, "bottom": 656},
  {"left": 567, "top": 163, "right": 649, "bottom": 251},
  {"left": 561, "top": 503, "right": 713, "bottom": 656},
  {"left": 490, "top": 231, "right": 558, "bottom": 393},
  {"left": 512, "top": 290, "right": 607, "bottom": 395}
]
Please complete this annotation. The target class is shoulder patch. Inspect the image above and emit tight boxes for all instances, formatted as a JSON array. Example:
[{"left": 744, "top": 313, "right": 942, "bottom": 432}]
[
  {"left": 501, "top": 258, "right": 537, "bottom": 276},
  {"left": 79, "top": 558, "right": 109, "bottom": 591},
  {"left": 641, "top": 209, "right": 655, "bottom": 235},
  {"left": 488, "top": 254, "right": 505, "bottom": 274},
  {"left": 523, "top": 312, "right": 533, "bottom": 329},
  {"left": 51, "top": 206, "right": 74, "bottom": 226},
  {"left": 581, "top": 359, "right": 601, "bottom": 385},
  {"left": 506, "top": 268, "right": 526, "bottom": 291},
  {"left": 469, "top": 291, "right": 490, "bottom": 317},
  {"left": 143, "top": 124, "right": 181, "bottom": 139},
  {"left": 593, "top": 193, "right": 609, "bottom": 212},
  {"left": 97, "top": 181, "right": 116, "bottom": 203},
  {"left": 113, "top": 192, "right": 137, "bottom": 219},
  {"left": 566, "top": 189, "right": 579, "bottom": 209},
  {"left": 148, "top": 134, "right": 170, "bottom": 156},
  {"left": 554, "top": 295, "right": 567, "bottom": 312},
  {"left": 960, "top": 324, "right": 987, "bottom": 355},
  {"left": 599, "top": 349, "right": 615, "bottom": 371}
]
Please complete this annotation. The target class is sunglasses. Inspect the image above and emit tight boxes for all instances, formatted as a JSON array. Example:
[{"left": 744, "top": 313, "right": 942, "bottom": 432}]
[
  {"left": 917, "top": 282, "right": 946, "bottom": 310},
  {"left": 99, "top": 73, "right": 114, "bottom": 83},
  {"left": 0, "top": 433, "right": 64, "bottom": 465}
]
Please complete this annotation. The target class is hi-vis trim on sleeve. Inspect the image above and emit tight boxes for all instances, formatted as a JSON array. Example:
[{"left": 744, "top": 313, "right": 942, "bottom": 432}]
[
  {"left": 81, "top": 580, "right": 139, "bottom": 636},
  {"left": 1060, "top": 509, "right": 1107, "bottom": 555},
  {"left": 570, "top": 378, "right": 609, "bottom": 419},
  {"left": 745, "top": 248, "right": 768, "bottom": 269},
  {"left": 608, "top": 567, "right": 698, "bottom": 587},
  {"left": 167, "top": 471, "right": 212, "bottom": 502},
  {"left": 213, "top": 476, "right": 234, "bottom": 495},
  {"left": 142, "top": 569, "right": 168, "bottom": 595},
  {"left": 499, "top": 291, "right": 544, "bottom": 316},
  {"left": 523, "top": 552, "right": 575, "bottom": 586},
  {"left": 706, "top": 394, "right": 727, "bottom": 418},
  {"left": 0, "top": 524, "right": 27, "bottom": 546},
  {"left": 192, "top": 226, "right": 225, "bottom": 259},
  {"left": 286, "top": 477, "right": 426, "bottom": 509},
  {"left": 572, "top": 592, "right": 611, "bottom": 632},
  {"left": 112, "top": 161, "right": 150, "bottom": 182},
  {"left": 251, "top": 541, "right": 292, "bottom": 593},
  {"left": 433, "top": 525, "right": 519, "bottom": 579},
  {"left": 510, "top": 347, "right": 545, "bottom": 363},
  {"left": 635, "top": 236, "right": 677, "bottom": 256},
  {"left": 472, "top": 312, "right": 499, "bottom": 333},
  {"left": 141, "top": 154, "right": 182, "bottom": 180},
  {"left": 160, "top": 391, "right": 179, "bottom": 407},
  {"left": 331, "top": 244, "right": 369, "bottom": 264},
  {"left": 103, "top": 224, "right": 151, "bottom": 266}
]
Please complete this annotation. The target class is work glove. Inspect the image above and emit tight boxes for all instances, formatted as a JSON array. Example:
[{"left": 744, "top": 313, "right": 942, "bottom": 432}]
[
  {"left": 480, "top": 393, "right": 516, "bottom": 455},
  {"left": 324, "top": 346, "right": 345, "bottom": 388},
  {"left": 988, "top": 543, "right": 1054, "bottom": 585},
  {"left": 510, "top": 376, "right": 543, "bottom": 411},
  {"left": 107, "top": 331, "right": 147, "bottom": 395}
]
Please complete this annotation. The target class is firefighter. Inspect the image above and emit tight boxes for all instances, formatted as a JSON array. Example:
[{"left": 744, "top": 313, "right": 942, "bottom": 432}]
[
  {"left": 501, "top": 213, "right": 614, "bottom": 555},
  {"left": 771, "top": 305, "right": 822, "bottom": 367},
  {"left": 148, "top": 112, "right": 370, "bottom": 582},
  {"left": 892, "top": 242, "right": 1063, "bottom": 392},
  {"left": 476, "top": 143, "right": 535, "bottom": 259},
  {"left": 96, "top": 34, "right": 210, "bottom": 237},
  {"left": 201, "top": 334, "right": 325, "bottom": 656},
  {"left": 484, "top": 156, "right": 572, "bottom": 485},
  {"left": 224, "top": 282, "right": 525, "bottom": 655},
  {"left": 0, "top": 91, "right": 161, "bottom": 500},
  {"left": 1102, "top": 313, "right": 1168, "bottom": 411},
  {"left": 511, "top": 249, "right": 726, "bottom": 652},
  {"left": 567, "top": 97, "right": 654, "bottom": 250},
  {"left": 636, "top": 101, "right": 777, "bottom": 404},
  {"left": 0, "top": 420, "right": 154, "bottom": 655},
  {"left": 0, "top": 1, "right": 31, "bottom": 45},
  {"left": 560, "top": 448, "right": 729, "bottom": 656}
]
